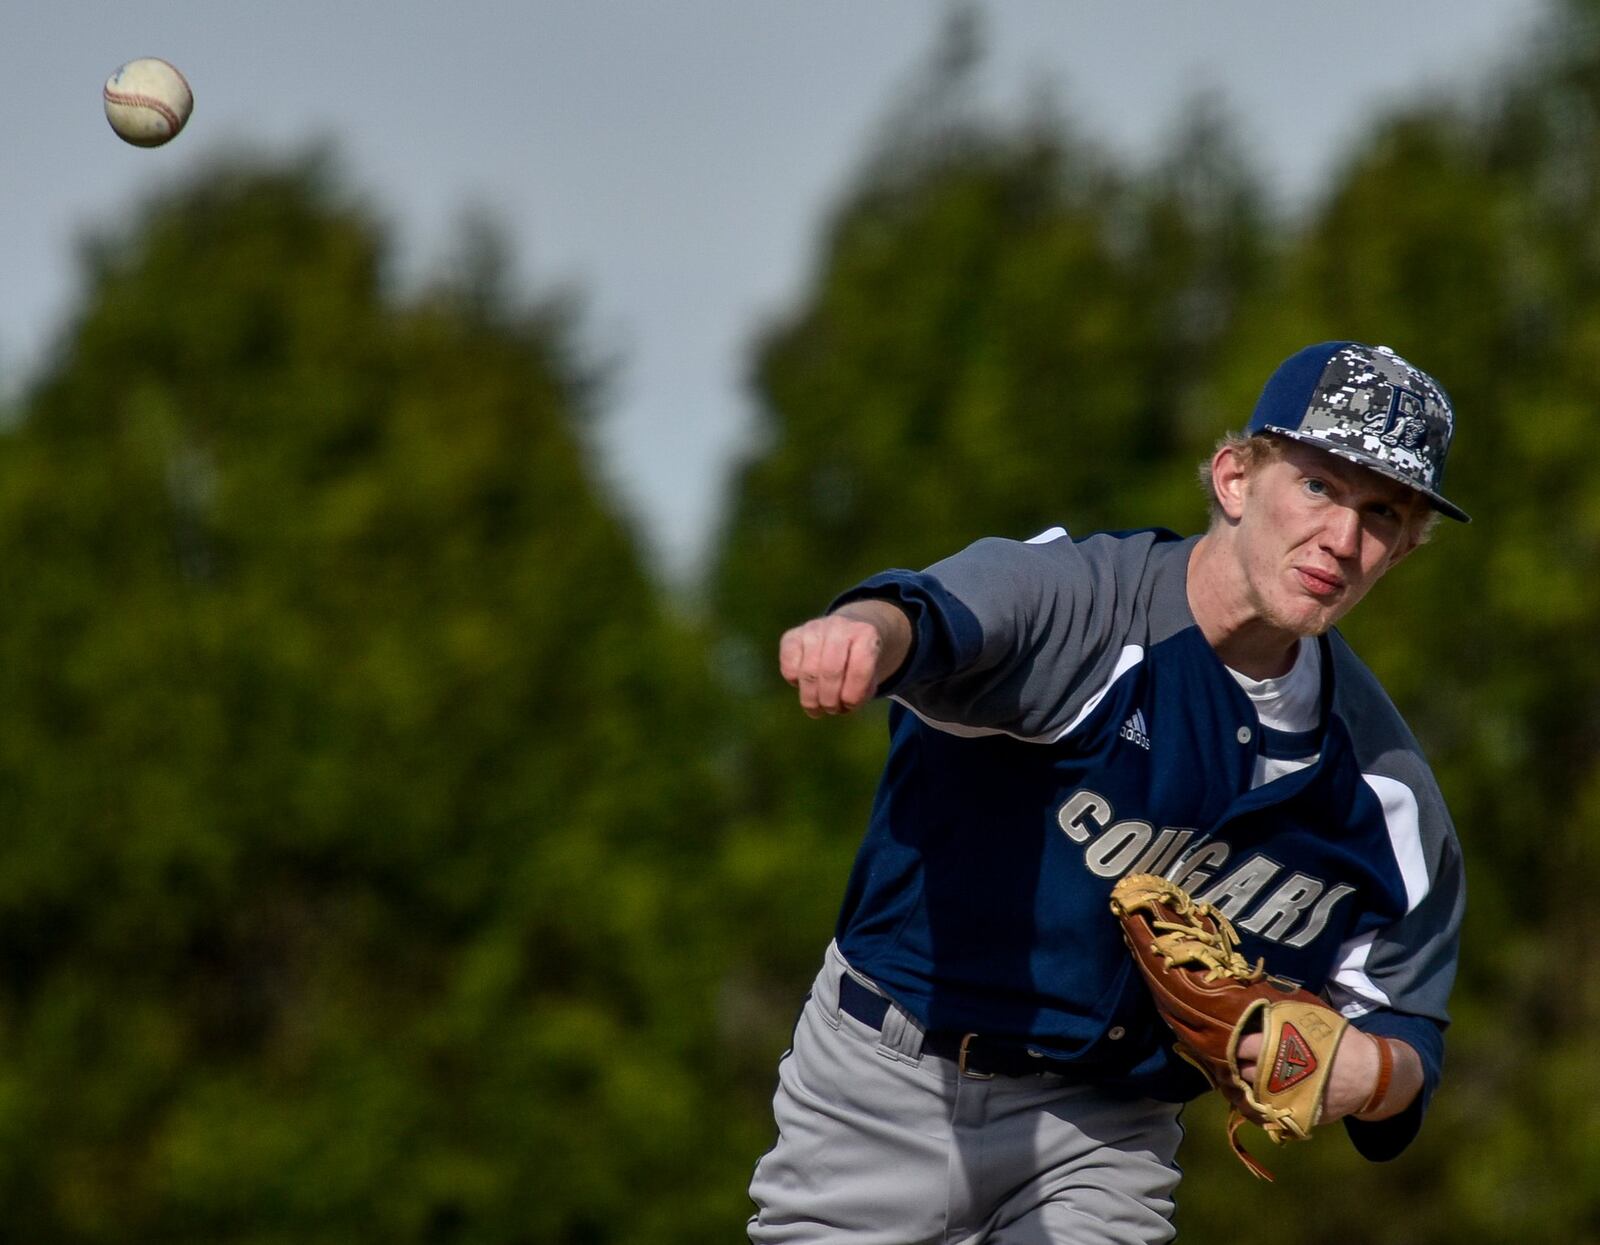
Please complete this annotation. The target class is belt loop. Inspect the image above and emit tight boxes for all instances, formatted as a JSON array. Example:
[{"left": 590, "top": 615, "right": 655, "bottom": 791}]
[
  {"left": 880, "top": 1000, "right": 926, "bottom": 1062},
  {"left": 957, "top": 1033, "right": 994, "bottom": 1080}
]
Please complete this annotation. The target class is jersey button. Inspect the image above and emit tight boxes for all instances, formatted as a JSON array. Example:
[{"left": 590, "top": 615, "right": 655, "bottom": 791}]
[
  {"left": 1108, "top": 1026, "right": 1126, "bottom": 1041},
  {"left": 1236, "top": 726, "right": 1252, "bottom": 745}
]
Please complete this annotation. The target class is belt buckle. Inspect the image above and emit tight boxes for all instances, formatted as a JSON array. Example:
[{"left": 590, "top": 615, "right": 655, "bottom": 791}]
[{"left": 957, "top": 1032, "right": 994, "bottom": 1080}]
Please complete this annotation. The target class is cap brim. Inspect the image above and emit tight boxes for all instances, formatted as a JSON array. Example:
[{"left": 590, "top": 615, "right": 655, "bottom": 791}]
[{"left": 1261, "top": 427, "right": 1471, "bottom": 524}]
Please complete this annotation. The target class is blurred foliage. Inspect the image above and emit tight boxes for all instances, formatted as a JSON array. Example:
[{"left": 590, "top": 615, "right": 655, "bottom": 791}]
[
  {"left": 2, "top": 0, "right": 1600, "bottom": 1241},
  {"left": 0, "top": 154, "right": 748, "bottom": 1242}
]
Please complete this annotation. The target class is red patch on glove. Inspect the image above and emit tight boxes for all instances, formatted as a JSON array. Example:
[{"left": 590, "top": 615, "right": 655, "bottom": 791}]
[{"left": 1267, "top": 1023, "right": 1318, "bottom": 1092}]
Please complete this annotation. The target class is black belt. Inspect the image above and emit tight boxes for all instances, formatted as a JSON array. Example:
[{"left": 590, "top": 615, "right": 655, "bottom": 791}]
[{"left": 837, "top": 973, "right": 1083, "bottom": 1079}]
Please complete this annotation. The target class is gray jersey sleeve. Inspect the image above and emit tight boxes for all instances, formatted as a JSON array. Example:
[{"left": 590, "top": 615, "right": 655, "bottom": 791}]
[
  {"left": 1322, "top": 632, "right": 1464, "bottom": 1169},
  {"left": 1333, "top": 731, "right": 1464, "bottom": 1160},
  {"left": 1328, "top": 763, "right": 1465, "bottom": 1028},
  {"left": 1327, "top": 636, "right": 1466, "bottom": 1031},
  {"left": 831, "top": 529, "right": 1187, "bottom": 741}
]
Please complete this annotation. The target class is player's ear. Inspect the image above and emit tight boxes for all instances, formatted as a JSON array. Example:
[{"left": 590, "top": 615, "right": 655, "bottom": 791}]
[{"left": 1210, "top": 444, "right": 1251, "bottom": 522}]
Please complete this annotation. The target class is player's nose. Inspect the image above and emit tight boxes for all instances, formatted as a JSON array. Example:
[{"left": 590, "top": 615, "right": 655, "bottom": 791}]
[{"left": 1320, "top": 505, "right": 1362, "bottom": 559}]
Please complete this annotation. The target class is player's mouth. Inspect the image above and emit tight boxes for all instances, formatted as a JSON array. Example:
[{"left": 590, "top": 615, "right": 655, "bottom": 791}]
[{"left": 1294, "top": 565, "right": 1344, "bottom": 598}]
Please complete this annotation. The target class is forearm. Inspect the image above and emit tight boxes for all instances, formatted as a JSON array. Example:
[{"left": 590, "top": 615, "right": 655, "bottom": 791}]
[
  {"left": 1323, "top": 1029, "right": 1423, "bottom": 1122},
  {"left": 1339, "top": 1012, "right": 1446, "bottom": 1161},
  {"left": 1352, "top": 1035, "right": 1423, "bottom": 1122}
]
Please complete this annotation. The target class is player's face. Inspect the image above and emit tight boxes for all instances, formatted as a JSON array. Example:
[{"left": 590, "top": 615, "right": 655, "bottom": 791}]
[{"left": 1231, "top": 441, "right": 1426, "bottom": 637}]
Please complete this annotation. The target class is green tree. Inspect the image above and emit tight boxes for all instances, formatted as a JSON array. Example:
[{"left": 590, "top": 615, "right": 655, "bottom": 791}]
[{"left": 0, "top": 154, "right": 747, "bottom": 1243}]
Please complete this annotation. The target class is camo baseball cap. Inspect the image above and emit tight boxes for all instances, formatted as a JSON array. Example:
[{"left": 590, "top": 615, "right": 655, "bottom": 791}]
[{"left": 1247, "top": 341, "right": 1469, "bottom": 523}]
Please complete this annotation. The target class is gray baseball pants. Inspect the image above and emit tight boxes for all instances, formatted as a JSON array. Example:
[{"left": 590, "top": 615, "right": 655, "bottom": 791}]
[{"left": 748, "top": 942, "right": 1184, "bottom": 1245}]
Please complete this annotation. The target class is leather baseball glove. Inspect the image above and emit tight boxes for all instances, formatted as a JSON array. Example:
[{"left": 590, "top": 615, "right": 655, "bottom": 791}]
[{"left": 1109, "top": 872, "right": 1352, "bottom": 1180}]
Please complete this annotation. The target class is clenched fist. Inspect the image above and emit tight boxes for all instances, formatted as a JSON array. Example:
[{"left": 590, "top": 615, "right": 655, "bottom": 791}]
[{"left": 778, "top": 599, "right": 913, "bottom": 718}]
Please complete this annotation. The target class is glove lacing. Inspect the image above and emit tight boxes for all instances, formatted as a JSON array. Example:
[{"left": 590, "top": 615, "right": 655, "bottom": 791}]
[{"left": 1144, "top": 896, "right": 1265, "bottom": 985}]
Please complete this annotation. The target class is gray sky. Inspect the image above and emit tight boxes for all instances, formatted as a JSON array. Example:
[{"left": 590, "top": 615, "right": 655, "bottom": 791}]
[{"left": 6, "top": 2, "right": 1543, "bottom": 581}]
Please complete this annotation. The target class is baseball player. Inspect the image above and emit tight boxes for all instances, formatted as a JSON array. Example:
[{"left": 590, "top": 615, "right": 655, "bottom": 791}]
[{"left": 748, "top": 341, "right": 1467, "bottom": 1243}]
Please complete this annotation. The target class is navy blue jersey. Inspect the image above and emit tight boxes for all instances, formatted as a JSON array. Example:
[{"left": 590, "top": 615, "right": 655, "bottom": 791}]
[{"left": 829, "top": 527, "right": 1464, "bottom": 1158}]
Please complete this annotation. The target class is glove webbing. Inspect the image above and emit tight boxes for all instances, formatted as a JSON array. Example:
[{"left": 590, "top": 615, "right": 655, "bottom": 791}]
[{"left": 1145, "top": 902, "right": 1265, "bottom": 985}]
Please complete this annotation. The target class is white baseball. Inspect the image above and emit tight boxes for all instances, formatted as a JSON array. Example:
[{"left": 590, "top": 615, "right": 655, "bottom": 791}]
[{"left": 103, "top": 58, "right": 193, "bottom": 147}]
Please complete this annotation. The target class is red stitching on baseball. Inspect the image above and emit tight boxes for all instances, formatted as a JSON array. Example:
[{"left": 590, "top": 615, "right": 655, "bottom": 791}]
[{"left": 104, "top": 89, "right": 183, "bottom": 132}]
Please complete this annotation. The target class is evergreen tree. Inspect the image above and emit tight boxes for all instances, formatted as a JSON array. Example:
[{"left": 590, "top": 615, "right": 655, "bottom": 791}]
[{"left": 0, "top": 155, "right": 743, "bottom": 1243}]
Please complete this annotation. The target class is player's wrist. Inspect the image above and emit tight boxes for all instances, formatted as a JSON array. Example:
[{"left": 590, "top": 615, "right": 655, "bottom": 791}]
[
  {"left": 830, "top": 599, "right": 913, "bottom": 683},
  {"left": 1354, "top": 1034, "right": 1394, "bottom": 1118}
]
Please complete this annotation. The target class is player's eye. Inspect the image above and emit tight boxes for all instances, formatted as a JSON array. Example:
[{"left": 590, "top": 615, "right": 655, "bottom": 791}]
[{"left": 1303, "top": 477, "right": 1329, "bottom": 497}]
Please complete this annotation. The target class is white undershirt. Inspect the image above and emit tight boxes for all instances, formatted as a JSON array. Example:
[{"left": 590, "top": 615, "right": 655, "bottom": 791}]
[{"left": 1227, "top": 638, "right": 1323, "bottom": 787}]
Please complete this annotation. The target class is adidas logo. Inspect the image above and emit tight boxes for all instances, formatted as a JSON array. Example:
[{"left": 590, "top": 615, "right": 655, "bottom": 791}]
[{"left": 1120, "top": 709, "right": 1151, "bottom": 751}]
